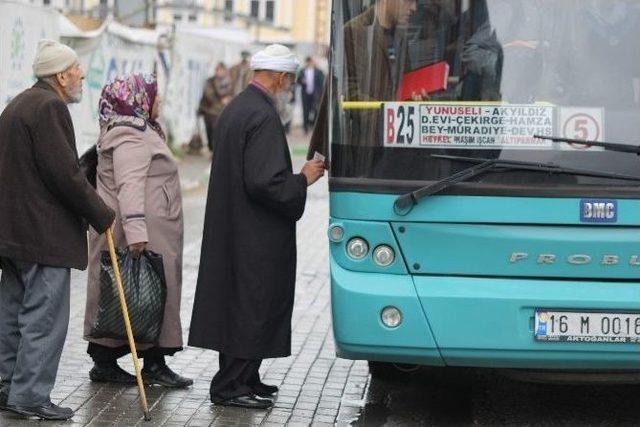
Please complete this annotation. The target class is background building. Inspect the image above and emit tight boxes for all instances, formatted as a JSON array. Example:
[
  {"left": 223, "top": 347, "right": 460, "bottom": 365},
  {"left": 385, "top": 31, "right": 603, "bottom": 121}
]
[
  {"left": 17, "top": 0, "right": 330, "bottom": 56},
  {"left": 155, "top": 0, "right": 330, "bottom": 56}
]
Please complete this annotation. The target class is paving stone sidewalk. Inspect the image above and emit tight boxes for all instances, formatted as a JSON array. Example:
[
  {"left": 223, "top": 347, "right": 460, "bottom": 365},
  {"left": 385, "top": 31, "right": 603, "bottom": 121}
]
[{"left": 0, "top": 151, "right": 369, "bottom": 427}]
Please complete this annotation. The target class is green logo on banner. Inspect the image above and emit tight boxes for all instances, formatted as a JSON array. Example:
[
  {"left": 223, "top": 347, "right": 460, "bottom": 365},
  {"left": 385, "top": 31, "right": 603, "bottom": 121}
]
[{"left": 11, "top": 17, "right": 26, "bottom": 71}]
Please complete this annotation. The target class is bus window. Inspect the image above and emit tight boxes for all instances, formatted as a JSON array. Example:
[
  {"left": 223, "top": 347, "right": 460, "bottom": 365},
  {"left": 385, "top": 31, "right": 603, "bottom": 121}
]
[{"left": 326, "top": 0, "right": 640, "bottom": 196}]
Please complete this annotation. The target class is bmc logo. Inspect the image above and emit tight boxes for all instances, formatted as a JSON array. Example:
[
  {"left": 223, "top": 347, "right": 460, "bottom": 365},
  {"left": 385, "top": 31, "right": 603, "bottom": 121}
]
[{"left": 580, "top": 199, "right": 617, "bottom": 223}]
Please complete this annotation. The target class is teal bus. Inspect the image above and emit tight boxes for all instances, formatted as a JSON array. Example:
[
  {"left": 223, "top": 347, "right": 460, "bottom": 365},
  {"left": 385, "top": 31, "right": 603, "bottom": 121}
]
[{"left": 320, "top": 0, "right": 640, "bottom": 378}]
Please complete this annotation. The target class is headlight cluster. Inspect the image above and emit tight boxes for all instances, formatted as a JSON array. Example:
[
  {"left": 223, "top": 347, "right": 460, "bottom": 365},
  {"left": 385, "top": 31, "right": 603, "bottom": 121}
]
[
  {"left": 329, "top": 225, "right": 345, "bottom": 242},
  {"left": 346, "top": 238, "right": 368, "bottom": 260},
  {"left": 373, "top": 245, "right": 395, "bottom": 267},
  {"left": 345, "top": 237, "right": 395, "bottom": 267}
]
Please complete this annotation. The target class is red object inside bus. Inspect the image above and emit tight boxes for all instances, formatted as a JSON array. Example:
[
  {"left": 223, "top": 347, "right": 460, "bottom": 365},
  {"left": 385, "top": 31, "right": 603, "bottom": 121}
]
[{"left": 397, "top": 61, "right": 450, "bottom": 101}]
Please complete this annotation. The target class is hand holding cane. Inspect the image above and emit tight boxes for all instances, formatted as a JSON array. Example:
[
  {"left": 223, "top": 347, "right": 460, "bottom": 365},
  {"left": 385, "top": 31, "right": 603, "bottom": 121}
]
[{"left": 105, "top": 227, "right": 151, "bottom": 421}]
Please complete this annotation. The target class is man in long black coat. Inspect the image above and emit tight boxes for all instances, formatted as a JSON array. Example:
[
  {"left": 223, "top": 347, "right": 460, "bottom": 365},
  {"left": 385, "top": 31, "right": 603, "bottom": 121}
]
[
  {"left": 0, "top": 40, "right": 114, "bottom": 420},
  {"left": 189, "top": 44, "right": 325, "bottom": 410}
]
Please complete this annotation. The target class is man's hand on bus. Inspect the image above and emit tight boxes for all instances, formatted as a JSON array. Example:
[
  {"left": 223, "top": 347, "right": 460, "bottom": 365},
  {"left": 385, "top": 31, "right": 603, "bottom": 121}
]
[{"left": 301, "top": 160, "right": 325, "bottom": 186}]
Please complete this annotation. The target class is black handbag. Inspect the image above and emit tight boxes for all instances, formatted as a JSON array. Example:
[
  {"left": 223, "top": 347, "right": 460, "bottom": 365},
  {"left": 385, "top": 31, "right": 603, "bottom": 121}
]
[
  {"left": 79, "top": 145, "right": 98, "bottom": 188},
  {"left": 89, "top": 249, "right": 167, "bottom": 344}
]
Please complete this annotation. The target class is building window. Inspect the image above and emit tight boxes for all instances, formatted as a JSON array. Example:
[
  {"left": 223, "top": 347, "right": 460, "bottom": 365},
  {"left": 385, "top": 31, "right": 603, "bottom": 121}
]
[
  {"left": 224, "top": 0, "right": 233, "bottom": 21},
  {"left": 250, "top": 0, "right": 260, "bottom": 19},
  {"left": 265, "top": 0, "right": 274, "bottom": 22},
  {"left": 173, "top": 13, "right": 183, "bottom": 22},
  {"left": 188, "top": 13, "right": 197, "bottom": 22}
]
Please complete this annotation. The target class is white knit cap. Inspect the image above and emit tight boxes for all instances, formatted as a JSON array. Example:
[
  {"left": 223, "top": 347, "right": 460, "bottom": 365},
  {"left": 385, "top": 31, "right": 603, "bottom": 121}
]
[
  {"left": 250, "top": 44, "right": 300, "bottom": 74},
  {"left": 32, "top": 39, "right": 79, "bottom": 78}
]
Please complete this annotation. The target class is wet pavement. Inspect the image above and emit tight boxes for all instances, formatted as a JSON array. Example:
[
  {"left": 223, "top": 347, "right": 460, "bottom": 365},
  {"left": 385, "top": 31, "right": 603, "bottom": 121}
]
[
  {"left": 3, "top": 135, "right": 640, "bottom": 426},
  {"left": 0, "top": 147, "right": 369, "bottom": 427},
  {"left": 356, "top": 366, "right": 640, "bottom": 426}
]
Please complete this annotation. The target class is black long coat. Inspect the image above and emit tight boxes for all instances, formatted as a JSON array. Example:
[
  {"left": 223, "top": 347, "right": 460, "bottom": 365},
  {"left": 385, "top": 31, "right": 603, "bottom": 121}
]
[
  {"left": 189, "top": 85, "right": 308, "bottom": 360},
  {"left": 0, "top": 81, "right": 114, "bottom": 270}
]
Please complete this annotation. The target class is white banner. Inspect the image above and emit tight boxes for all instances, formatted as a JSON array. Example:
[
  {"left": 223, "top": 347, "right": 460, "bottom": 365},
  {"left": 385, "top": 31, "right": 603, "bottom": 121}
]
[
  {"left": 1, "top": 7, "right": 254, "bottom": 152},
  {"left": 163, "top": 27, "right": 252, "bottom": 147},
  {"left": 0, "top": 2, "right": 59, "bottom": 110},
  {"left": 65, "top": 29, "right": 160, "bottom": 153}
]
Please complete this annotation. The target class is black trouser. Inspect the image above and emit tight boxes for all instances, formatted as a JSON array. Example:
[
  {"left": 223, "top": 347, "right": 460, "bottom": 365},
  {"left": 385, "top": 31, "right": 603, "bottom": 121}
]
[
  {"left": 203, "top": 114, "right": 218, "bottom": 153},
  {"left": 210, "top": 353, "right": 262, "bottom": 402},
  {"left": 87, "top": 343, "right": 180, "bottom": 366},
  {"left": 302, "top": 93, "right": 317, "bottom": 133}
]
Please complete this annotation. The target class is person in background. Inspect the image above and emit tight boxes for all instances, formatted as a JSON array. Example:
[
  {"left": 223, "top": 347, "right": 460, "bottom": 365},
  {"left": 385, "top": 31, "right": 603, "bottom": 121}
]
[
  {"left": 189, "top": 45, "right": 325, "bottom": 410},
  {"left": 0, "top": 40, "right": 115, "bottom": 421},
  {"left": 297, "top": 57, "right": 325, "bottom": 134},
  {"left": 198, "top": 62, "right": 232, "bottom": 154},
  {"left": 83, "top": 73, "right": 192, "bottom": 389},
  {"left": 229, "top": 50, "right": 253, "bottom": 96},
  {"left": 283, "top": 82, "right": 297, "bottom": 134}
]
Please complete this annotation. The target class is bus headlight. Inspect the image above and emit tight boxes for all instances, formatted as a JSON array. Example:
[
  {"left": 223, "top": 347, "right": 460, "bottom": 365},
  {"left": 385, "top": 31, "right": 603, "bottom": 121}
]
[
  {"left": 346, "top": 238, "right": 369, "bottom": 260},
  {"left": 329, "top": 225, "right": 345, "bottom": 242},
  {"left": 381, "top": 306, "right": 403, "bottom": 328},
  {"left": 373, "top": 245, "right": 395, "bottom": 267}
]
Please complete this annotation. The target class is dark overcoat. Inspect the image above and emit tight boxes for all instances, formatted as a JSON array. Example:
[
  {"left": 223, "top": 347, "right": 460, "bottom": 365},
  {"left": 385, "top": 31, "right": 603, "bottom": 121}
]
[
  {"left": 188, "top": 85, "right": 308, "bottom": 360},
  {"left": 0, "top": 81, "right": 114, "bottom": 270}
]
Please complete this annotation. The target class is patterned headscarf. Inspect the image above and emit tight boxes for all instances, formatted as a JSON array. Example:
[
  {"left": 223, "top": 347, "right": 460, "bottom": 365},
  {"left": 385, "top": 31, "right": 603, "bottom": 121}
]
[{"left": 98, "top": 73, "right": 164, "bottom": 138}]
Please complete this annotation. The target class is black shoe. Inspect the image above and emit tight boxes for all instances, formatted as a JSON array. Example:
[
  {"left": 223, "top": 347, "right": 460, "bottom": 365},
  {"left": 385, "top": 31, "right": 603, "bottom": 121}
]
[
  {"left": 6, "top": 402, "right": 74, "bottom": 420},
  {"left": 0, "top": 383, "right": 8, "bottom": 411},
  {"left": 252, "top": 382, "right": 279, "bottom": 398},
  {"left": 214, "top": 394, "right": 273, "bottom": 410},
  {"left": 142, "top": 363, "right": 193, "bottom": 388},
  {"left": 89, "top": 363, "right": 137, "bottom": 384}
]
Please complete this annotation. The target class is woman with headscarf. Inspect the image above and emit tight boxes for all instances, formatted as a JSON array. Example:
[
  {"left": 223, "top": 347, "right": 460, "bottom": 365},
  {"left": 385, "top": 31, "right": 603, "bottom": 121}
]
[{"left": 83, "top": 73, "right": 192, "bottom": 388}]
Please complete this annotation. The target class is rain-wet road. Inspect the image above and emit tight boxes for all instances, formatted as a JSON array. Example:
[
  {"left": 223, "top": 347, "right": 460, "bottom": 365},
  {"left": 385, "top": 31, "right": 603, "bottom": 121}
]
[
  {"left": 356, "top": 366, "right": 640, "bottom": 425},
  {"left": 2, "top": 152, "right": 640, "bottom": 426}
]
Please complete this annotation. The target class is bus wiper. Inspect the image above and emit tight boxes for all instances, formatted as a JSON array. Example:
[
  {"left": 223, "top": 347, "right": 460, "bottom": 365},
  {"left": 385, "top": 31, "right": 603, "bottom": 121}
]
[
  {"left": 393, "top": 154, "right": 640, "bottom": 216},
  {"left": 533, "top": 135, "right": 640, "bottom": 155}
]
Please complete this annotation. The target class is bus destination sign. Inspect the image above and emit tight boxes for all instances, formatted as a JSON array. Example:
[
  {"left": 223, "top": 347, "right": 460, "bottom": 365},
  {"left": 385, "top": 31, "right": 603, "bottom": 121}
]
[{"left": 384, "top": 102, "right": 569, "bottom": 149}]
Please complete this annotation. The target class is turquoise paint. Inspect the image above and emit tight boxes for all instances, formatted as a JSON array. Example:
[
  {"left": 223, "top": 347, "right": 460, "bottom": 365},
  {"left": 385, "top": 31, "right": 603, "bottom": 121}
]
[
  {"left": 329, "top": 220, "right": 407, "bottom": 275},
  {"left": 330, "top": 260, "right": 444, "bottom": 366},
  {"left": 331, "top": 192, "right": 640, "bottom": 226},
  {"left": 414, "top": 275, "right": 640, "bottom": 369},
  {"left": 393, "top": 223, "right": 640, "bottom": 279},
  {"left": 329, "top": 191, "right": 640, "bottom": 370}
]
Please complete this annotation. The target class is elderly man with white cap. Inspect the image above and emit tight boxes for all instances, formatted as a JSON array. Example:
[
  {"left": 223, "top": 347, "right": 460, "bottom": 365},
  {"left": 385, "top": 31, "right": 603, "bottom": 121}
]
[
  {"left": 189, "top": 45, "right": 325, "bottom": 409},
  {"left": 0, "top": 40, "right": 114, "bottom": 420}
]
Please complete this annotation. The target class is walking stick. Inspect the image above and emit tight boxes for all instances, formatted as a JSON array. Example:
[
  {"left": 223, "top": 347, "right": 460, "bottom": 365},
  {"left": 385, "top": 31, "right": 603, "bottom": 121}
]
[{"left": 105, "top": 227, "right": 151, "bottom": 421}]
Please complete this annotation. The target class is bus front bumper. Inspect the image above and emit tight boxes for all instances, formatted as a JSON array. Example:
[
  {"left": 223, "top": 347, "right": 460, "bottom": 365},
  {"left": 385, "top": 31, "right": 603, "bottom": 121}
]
[{"left": 331, "top": 260, "right": 640, "bottom": 370}]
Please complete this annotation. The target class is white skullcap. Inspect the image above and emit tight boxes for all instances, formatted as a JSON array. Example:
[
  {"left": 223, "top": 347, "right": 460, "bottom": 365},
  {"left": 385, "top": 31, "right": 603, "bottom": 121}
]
[
  {"left": 250, "top": 44, "right": 300, "bottom": 74},
  {"left": 32, "top": 39, "right": 79, "bottom": 78}
]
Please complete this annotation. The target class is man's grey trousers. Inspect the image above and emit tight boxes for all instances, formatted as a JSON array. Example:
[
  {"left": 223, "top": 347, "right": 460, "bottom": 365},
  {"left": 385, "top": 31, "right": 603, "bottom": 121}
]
[{"left": 0, "top": 258, "right": 70, "bottom": 406}]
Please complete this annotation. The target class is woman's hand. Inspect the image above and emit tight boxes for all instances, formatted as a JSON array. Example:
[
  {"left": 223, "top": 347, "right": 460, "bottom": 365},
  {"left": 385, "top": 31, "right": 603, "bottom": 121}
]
[{"left": 129, "top": 242, "right": 147, "bottom": 258}]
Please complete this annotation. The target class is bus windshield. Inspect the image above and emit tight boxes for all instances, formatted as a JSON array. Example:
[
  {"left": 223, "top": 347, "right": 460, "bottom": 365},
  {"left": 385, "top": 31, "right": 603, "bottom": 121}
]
[{"left": 328, "top": 0, "right": 640, "bottom": 196}]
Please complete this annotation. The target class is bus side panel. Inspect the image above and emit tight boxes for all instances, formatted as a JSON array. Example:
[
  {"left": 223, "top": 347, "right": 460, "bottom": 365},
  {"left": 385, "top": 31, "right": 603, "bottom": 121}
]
[
  {"left": 415, "top": 276, "right": 640, "bottom": 370},
  {"left": 331, "top": 260, "right": 445, "bottom": 366}
]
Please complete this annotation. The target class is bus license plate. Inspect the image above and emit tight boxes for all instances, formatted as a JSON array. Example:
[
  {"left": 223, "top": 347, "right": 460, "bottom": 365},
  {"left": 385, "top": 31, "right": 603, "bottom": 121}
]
[{"left": 535, "top": 310, "right": 640, "bottom": 343}]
